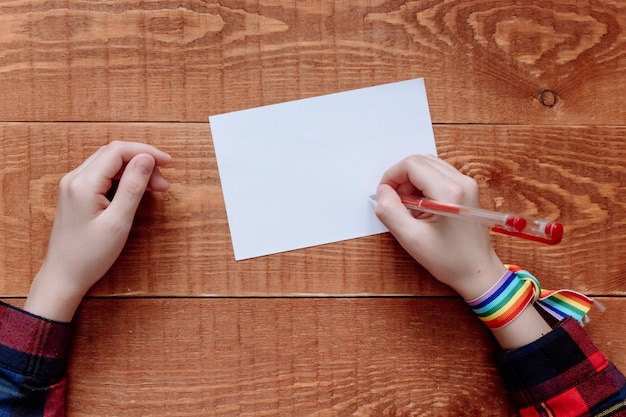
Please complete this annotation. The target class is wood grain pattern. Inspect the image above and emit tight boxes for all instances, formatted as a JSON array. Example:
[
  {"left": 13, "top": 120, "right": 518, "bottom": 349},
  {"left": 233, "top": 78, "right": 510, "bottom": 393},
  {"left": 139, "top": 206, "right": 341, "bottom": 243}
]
[
  {"left": 0, "top": 123, "right": 624, "bottom": 296},
  {"left": 0, "top": 1, "right": 625, "bottom": 123},
  {"left": 1, "top": 297, "right": 515, "bottom": 416},
  {"left": 1, "top": 1, "right": 625, "bottom": 414},
  {"left": 3, "top": 296, "right": 622, "bottom": 416}
]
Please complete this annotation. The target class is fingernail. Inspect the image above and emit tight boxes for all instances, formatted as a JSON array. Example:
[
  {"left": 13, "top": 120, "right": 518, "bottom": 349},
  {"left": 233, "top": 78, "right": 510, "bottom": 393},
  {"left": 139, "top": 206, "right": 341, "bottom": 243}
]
[{"left": 134, "top": 155, "right": 155, "bottom": 175}]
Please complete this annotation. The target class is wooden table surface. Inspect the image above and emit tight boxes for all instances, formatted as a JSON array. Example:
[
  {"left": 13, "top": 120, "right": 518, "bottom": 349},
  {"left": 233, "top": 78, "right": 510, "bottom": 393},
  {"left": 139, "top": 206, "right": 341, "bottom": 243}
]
[{"left": 1, "top": 1, "right": 625, "bottom": 415}]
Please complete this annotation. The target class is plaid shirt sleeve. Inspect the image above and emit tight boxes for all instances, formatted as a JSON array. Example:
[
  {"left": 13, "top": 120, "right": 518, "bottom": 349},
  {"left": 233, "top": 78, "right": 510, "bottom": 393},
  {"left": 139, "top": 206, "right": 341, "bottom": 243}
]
[
  {"left": 0, "top": 300, "right": 72, "bottom": 417},
  {"left": 497, "top": 317, "right": 626, "bottom": 417}
]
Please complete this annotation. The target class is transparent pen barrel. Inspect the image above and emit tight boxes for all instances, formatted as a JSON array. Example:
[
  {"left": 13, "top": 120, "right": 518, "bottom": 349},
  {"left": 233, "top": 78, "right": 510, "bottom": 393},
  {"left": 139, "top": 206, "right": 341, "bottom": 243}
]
[{"left": 404, "top": 199, "right": 521, "bottom": 231}]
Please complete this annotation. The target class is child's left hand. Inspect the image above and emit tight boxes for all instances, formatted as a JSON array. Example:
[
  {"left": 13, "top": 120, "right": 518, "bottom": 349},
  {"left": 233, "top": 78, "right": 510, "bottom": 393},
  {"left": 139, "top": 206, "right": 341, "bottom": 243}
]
[{"left": 24, "top": 141, "right": 172, "bottom": 322}]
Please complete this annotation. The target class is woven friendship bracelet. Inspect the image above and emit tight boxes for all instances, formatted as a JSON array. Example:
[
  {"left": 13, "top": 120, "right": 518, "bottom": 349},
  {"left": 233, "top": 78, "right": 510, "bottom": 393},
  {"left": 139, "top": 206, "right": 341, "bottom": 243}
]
[{"left": 466, "top": 265, "right": 595, "bottom": 329}]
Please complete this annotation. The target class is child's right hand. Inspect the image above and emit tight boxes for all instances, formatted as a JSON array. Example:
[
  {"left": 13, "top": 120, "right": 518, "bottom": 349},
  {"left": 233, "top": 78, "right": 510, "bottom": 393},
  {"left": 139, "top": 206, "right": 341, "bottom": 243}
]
[{"left": 374, "top": 155, "right": 506, "bottom": 300}]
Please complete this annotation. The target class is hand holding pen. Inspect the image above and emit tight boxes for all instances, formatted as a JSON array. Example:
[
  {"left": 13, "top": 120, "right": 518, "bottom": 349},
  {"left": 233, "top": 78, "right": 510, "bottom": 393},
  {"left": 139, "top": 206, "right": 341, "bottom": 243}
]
[
  {"left": 375, "top": 155, "right": 571, "bottom": 352},
  {"left": 374, "top": 155, "right": 520, "bottom": 301},
  {"left": 370, "top": 194, "right": 562, "bottom": 245}
]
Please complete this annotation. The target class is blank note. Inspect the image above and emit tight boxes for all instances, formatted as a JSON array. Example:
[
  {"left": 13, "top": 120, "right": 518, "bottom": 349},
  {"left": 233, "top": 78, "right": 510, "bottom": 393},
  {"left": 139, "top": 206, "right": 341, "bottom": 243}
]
[{"left": 209, "top": 78, "right": 437, "bottom": 260}]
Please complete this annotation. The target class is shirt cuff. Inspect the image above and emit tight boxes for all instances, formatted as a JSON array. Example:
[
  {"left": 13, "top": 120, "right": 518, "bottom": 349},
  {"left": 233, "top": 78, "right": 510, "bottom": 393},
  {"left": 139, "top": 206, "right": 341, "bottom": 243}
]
[
  {"left": 496, "top": 316, "right": 617, "bottom": 409},
  {"left": 0, "top": 300, "right": 72, "bottom": 382}
]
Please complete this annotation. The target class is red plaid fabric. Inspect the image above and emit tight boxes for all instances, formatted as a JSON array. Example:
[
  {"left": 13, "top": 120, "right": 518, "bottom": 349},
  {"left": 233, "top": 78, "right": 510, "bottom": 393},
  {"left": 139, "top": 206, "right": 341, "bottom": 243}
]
[
  {"left": 1, "top": 302, "right": 625, "bottom": 416},
  {"left": 0, "top": 300, "right": 71, "bottom": 417},
  {"left": 498, "top": 317, "right": 626, "bottom": 416}
]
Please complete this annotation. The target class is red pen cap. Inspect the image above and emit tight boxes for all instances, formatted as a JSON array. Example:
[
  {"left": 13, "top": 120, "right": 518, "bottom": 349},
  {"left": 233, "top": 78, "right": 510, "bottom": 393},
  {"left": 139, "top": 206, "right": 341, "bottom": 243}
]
[{"left": 492, "top": 221, "right": 563, "bottom": 245}]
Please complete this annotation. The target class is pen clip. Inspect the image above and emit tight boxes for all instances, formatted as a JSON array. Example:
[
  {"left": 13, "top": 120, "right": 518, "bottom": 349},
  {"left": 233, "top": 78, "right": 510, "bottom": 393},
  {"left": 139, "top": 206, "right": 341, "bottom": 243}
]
[
  {"left": 371, "top": 193, "right": 564, "bottom": 245},
  {"left": 491, "top": 222, "right": 564, "bottom": 245}
]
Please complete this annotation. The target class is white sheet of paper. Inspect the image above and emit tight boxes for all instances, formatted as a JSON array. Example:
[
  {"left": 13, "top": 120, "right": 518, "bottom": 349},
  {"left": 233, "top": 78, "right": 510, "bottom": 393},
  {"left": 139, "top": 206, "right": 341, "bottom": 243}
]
[{"left": 209, "top": 78, "right": 437, "bottom": 260}]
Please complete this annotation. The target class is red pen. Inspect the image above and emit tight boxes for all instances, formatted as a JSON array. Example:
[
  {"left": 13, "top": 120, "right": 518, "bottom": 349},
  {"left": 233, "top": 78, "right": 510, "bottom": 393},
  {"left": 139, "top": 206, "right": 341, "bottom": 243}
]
[{"left": 370, "top": 194, "right": 563, "bottom": 245}]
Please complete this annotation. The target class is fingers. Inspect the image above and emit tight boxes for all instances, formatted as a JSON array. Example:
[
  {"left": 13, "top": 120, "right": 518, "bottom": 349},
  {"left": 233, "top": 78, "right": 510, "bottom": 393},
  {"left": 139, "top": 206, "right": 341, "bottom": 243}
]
[
  {"left": 379, "top": 155, "right": 478, "bottom": 205},
  {"left": 68, "top": 141, "right": 171, "bottom": 195},
  {"left": 107, "top": 153, "right": 156, "bottom": 220},
  {"left": 97, "top": 141, "right": 171, "bottom": 176},
  {"left": 422, "top": 154, "right": 460, "bottom": 175},
  {"left": 380, "top": 155, "right": 444, "bottom": 200},
  {"left": 59, "top": 141, "right": 171, "bottom": 222},
  {"left": 146, "top": 166, "right": 170, "bottom": 192},
  {"left": 374, "top": 183, "right": 417, "bottom": 237},
  {"left": 75, "top": 141, "right": 171, "bottom": 191}
]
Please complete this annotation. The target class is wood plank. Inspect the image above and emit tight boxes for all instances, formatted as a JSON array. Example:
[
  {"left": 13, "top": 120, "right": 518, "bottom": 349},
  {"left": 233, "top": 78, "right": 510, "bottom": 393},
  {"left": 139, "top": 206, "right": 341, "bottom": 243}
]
[
  {"left": 4, "top": 297, "right": 512, "bottom": 416},
  {"left": 1, "top": 2, "right": 623, "bottom": 416},
  {"left": 0, "top": 1, "right": 625, "bottom": 124},
  {"left": 435, "top": 124, "right": 626, "bottom": 298},
  {"left": 1, "top": 123, "right": 624, "bottom": 297},
  {"left": 4, "top": 297, "right": 623, "bottom": 416}
]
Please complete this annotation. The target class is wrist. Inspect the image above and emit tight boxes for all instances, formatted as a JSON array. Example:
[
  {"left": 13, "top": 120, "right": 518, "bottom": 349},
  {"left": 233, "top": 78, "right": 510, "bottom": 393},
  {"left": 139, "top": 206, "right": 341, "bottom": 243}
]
[
  {"left": 459, "top": 264, "right": 553, "bottom": 350},
  {"left": 491, "top": 305, "right": 552, "bottom": 350},
  {"left": 450, "top": 255, "right": 507, "bottom": 301},
  {"left": 24, "top": 268, "right": 88, "bottom": 322}
]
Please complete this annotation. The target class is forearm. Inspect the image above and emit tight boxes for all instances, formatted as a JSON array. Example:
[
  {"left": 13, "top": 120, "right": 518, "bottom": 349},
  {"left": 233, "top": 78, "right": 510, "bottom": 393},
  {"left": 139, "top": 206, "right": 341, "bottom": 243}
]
[
  {"left": 374, "top": 154, "right": 625, "bottom": 414},
  {"left": 464, "top": 267, "right": 626, "bottom": 415}
]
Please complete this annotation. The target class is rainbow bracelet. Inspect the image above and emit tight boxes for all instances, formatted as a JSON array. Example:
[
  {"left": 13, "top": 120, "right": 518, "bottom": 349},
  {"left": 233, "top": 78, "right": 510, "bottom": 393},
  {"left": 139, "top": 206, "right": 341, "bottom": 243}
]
[{"left": 466, "top": 265, "right": 595, "bottom": 329}]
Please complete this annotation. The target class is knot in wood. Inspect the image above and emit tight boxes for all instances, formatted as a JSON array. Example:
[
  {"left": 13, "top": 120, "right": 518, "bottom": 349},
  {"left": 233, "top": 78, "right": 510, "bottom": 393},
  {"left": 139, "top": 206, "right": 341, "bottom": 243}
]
[{"left": 539, "top": 89, "right": 558, "bottom": 108}]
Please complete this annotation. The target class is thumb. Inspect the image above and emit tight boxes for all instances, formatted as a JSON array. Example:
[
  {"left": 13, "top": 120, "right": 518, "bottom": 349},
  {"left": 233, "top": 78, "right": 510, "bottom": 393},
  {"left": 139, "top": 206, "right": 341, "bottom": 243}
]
[
  {"left": 374, "top": 184, "right": 417, "bottom": 238},
  {"left": 109, "top": 153, "right": 155, "bottom": 220}
]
